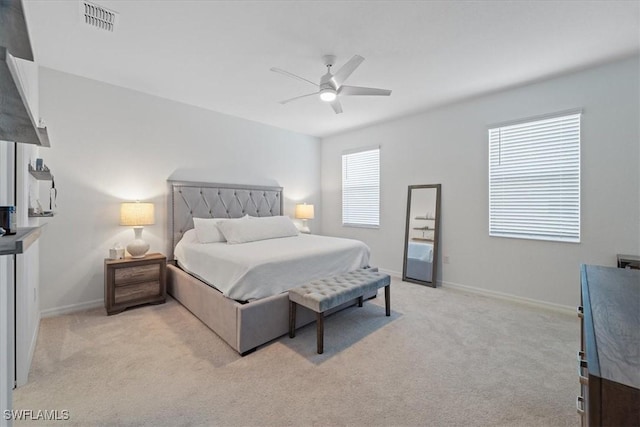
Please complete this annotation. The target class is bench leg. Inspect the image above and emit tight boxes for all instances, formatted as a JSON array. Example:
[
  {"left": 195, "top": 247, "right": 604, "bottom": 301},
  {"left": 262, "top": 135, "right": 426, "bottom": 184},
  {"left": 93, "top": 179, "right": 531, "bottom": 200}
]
[
  {"left": 289, "top": 301, "right": 297, "bottom": 338},
  {"left": 316, "top": 312, "right": 324, "bottom": 354},
  {"left": 358, "top": 296, "right": 363, "bottom": 307},
  {"left": 385, "top": 285, "right": 390, "bottom": 316}
]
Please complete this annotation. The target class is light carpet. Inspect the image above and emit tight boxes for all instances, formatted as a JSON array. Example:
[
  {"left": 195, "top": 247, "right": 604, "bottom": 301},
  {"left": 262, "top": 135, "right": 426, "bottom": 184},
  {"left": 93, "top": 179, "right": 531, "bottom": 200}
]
[{"left": 14, "top": 278, "right": 580, "bottom": 426}]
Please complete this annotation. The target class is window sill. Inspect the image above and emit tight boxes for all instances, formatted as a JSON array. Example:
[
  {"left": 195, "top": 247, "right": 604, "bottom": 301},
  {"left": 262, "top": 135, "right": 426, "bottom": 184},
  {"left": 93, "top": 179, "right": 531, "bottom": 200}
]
[{"left": 342, "top": 224, "right": 379, "bottom": 230}]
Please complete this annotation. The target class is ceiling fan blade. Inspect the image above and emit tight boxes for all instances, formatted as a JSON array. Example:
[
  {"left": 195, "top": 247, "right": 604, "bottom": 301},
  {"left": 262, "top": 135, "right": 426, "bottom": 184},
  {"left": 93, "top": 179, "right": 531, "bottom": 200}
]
[
  {"left": 278, "top": 92, "right": 319, "bottom": 105},
  {"left": 330, "top": 99, "right": 343, "bottom": 114},
  {"left": 330, "top": 55, "right": 364, "bottom": 88},
  {"left": 339, "top": 85, "right": 392, "bottom": 96},
  {"left": 270, "top": 67, "right": 318, "bottom": 88}
]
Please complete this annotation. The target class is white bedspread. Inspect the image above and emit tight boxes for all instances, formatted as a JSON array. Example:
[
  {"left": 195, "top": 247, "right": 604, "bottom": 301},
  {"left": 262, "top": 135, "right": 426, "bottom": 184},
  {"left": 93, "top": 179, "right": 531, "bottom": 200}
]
[
  {"left": 174, "top": 231, "right": 370, "bottom": 301},
  {"left": 408, "top": 241, "right": 433, "bottom": 262}
]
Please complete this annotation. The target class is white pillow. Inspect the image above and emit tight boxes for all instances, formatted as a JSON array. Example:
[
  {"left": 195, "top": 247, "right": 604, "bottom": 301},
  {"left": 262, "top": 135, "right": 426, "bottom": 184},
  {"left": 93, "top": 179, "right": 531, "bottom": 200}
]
[
  {"left": 217, "top": 215, "right": 299, "bottom": 244},
  {"left": 192, "top": 216, "right": 250, "bottom": 243},
  {"left": 180, "top": 228, "right": 199, "bottom": 244},
  {"left": 193, "top": 218, "right": 227, "bottom": 243}
]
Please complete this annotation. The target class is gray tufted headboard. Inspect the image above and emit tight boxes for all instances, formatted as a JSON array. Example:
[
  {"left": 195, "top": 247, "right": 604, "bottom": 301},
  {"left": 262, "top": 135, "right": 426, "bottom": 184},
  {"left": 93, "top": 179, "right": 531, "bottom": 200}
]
[{"left": 167, "top": 180, "right": 284, "bottom": 260}]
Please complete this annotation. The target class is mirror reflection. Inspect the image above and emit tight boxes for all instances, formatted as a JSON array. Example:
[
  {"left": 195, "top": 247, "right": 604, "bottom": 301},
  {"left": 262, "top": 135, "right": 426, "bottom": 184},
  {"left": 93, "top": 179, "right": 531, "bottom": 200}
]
[{"left": 402, "top": 184, "right": 441, "bottom": 287}]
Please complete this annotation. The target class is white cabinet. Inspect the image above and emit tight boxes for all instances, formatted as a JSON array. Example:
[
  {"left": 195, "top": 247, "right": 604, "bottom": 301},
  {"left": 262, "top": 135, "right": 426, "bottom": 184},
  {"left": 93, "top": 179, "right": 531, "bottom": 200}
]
[
  {"left": 0, "top": 255, "right": 15, "bottom": 427},
  {"left": 15, "top": 240, "right": 40, "bottom": 387},
  {"left": 0, "top": 0, "right": 49, "bottom": 148},
  {"left": 9, "top": 56, "right": 39, "bottom": 125},
  {"left": 1, "top": 1, "right": 47, "bottom": 424},
  {"left": 1, "top": 48, "right": 48, "bottom": 146}
]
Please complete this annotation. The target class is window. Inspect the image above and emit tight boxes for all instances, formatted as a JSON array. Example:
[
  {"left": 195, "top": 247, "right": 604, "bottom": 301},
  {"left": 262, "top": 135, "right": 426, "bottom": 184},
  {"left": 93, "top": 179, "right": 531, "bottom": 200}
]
[
  {"left": 488, "top": 111, "right": 581, "bottom": 242},
  {"left": 342, "top": 147, "right": 380, "bottom": 227}
]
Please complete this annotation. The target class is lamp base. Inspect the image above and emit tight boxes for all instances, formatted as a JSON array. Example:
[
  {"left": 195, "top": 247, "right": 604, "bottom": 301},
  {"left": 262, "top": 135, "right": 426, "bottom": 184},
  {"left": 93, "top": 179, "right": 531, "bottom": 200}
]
[
  {"left": 127, "top": 227, "right": 150, "bottom": 258},
  {"left": 298, "top": 219, "right": 311, "bottom": 234}
]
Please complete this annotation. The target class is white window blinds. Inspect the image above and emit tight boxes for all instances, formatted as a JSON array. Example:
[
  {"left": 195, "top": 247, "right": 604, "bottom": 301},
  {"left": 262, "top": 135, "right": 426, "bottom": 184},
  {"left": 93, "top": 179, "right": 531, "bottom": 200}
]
[
  {"left": 342, "top": 147, "right": 380, "bottom": 227},
  {"left": 488, "top": 112, "right": 581, "bottom": 242}
]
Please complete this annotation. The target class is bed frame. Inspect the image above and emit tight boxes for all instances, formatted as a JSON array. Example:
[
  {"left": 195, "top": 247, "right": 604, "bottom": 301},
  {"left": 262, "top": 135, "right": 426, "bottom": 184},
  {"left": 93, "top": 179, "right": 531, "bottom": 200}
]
[{"left": 166, "top": 180, "right": 367, "bottom": 355}]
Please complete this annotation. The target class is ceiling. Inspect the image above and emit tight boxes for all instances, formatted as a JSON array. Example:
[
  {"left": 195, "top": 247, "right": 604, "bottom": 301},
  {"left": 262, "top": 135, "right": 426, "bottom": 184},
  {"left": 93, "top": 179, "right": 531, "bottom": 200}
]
[{"left": 22, "top": 0, "right": 640, "bottom": 138}]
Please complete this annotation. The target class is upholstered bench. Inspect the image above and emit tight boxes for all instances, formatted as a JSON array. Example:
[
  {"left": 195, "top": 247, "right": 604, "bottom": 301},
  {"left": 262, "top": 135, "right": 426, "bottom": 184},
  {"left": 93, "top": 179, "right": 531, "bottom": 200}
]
[{"left": 288, "top": 269, "right": 391, "bottom": 354}]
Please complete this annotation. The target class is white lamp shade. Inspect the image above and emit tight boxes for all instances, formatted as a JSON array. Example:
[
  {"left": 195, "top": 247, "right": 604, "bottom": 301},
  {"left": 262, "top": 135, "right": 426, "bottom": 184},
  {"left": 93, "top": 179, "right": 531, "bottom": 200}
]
[
  {"left": 120, "top": 202, "right": 154, "bottom": 258},
  {"left": 295, "top": 203, "right": 315, "bottom": 220},
  {"left": 120, "top": 202, "right": 155, "bottom": 226}
]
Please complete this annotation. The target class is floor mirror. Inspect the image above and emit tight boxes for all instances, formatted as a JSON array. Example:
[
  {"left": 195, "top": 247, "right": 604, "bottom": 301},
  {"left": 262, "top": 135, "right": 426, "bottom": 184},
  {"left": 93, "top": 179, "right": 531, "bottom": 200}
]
[{"left": 402, "top": 184, "right": 441, "bottom": 287}]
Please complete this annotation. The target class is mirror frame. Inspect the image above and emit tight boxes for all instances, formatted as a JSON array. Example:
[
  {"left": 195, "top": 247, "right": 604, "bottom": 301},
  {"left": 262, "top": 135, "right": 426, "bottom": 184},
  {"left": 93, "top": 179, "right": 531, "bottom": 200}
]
[{"left": 402, "top": 184, "right": 441, "bottom": 287}]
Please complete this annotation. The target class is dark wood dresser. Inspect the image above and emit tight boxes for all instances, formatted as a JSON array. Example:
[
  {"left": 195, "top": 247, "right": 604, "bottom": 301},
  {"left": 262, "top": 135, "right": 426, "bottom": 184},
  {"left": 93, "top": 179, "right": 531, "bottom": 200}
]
[{"left": 578, "top": 265, "right": 640, "bottom": 426}]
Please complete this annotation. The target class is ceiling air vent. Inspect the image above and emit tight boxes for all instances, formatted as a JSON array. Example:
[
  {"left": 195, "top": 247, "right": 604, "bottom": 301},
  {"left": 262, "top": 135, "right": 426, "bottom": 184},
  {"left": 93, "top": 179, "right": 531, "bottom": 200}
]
[{"left": 80, "top": 1, "right": 118, "bottom": 32}]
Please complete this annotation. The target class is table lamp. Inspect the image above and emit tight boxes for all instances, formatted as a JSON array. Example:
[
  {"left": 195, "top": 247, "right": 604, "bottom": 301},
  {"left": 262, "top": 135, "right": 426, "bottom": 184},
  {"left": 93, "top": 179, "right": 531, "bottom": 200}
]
[
  {"left": 295, "top": 203, "right": 314, "bottom": 234},
  {"left": 120, "top": 201, "right": 154, "bottom": 258}
]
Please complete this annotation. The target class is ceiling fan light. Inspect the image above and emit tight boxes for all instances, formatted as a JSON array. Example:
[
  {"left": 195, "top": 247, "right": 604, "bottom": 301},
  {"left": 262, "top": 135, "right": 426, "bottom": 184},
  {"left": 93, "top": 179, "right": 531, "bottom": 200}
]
[{"left": 319, "top": 88, "right": 337, "bottom": 102}]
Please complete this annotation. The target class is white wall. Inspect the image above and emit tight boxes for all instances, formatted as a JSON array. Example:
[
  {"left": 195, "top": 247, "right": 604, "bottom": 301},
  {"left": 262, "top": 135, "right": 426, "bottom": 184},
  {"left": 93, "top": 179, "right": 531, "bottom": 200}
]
[
  {"left": 321, "top": 56, "right": 640, "bottom": 308},
  {"left": 38, "top": 68, "right": 320, "bottom": 314}
]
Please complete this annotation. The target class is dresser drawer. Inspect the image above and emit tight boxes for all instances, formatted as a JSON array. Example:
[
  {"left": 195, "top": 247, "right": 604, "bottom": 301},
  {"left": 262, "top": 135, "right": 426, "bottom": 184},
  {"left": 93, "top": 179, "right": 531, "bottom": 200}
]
[{"left": 114, "top": 263, "right": 159, "bottom": 285}]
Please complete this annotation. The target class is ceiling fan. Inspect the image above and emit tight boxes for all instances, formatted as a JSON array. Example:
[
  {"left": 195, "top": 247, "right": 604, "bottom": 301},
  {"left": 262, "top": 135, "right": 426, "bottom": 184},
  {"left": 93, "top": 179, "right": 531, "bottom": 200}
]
[{"left": 270, "top": 54, "right": 392, "bottom": 114}]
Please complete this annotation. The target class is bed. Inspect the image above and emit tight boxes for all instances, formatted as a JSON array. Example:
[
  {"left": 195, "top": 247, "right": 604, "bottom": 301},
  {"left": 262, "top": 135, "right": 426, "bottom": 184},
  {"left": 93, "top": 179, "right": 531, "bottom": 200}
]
[{"left": 166, "top": 180, "right": 372, "bottom": 355}]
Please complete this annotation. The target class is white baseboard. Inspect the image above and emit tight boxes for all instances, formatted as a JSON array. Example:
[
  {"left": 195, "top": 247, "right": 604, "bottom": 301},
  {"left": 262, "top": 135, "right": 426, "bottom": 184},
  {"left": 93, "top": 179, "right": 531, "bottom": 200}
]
[
  {"left": 378, "top": 267, "right": 574, "bottom": 315},
  {"left": 39, "top": 279, "right": 573, "bottom": 318},
  {"left": 378, "top": 268, "right": 402, "bottom": 278},
  {"left": 440, "top": 280, "right": 575, "bottom": 315},
  {"left": 40, "top": 299, "right": 103, "bottom": 318}
]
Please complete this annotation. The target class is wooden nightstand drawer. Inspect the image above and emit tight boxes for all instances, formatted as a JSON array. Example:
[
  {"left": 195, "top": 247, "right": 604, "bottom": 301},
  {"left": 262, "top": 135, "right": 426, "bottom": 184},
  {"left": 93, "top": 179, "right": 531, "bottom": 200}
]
[
  {"left": 114, "top": 264, "right": 159, "bottom": 286},
  {"left": 114, "top": 281, "right": 160, "bottom": 304},
  {"left": 105, "top": 253, "right": 167, "bottom": 315}
]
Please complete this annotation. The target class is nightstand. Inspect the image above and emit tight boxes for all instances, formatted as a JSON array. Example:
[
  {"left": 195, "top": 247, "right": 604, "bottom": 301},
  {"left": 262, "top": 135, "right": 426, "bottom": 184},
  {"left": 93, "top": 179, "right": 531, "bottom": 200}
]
[{"left": 104, "top": 253, "right": 167, "bottom": 315}]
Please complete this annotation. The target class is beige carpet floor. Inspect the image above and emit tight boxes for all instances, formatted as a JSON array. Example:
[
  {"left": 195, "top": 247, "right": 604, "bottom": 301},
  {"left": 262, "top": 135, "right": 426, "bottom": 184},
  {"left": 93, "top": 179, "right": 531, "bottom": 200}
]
[{"left": 14, "top": 278, "right": 579, "bottom": 426}]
